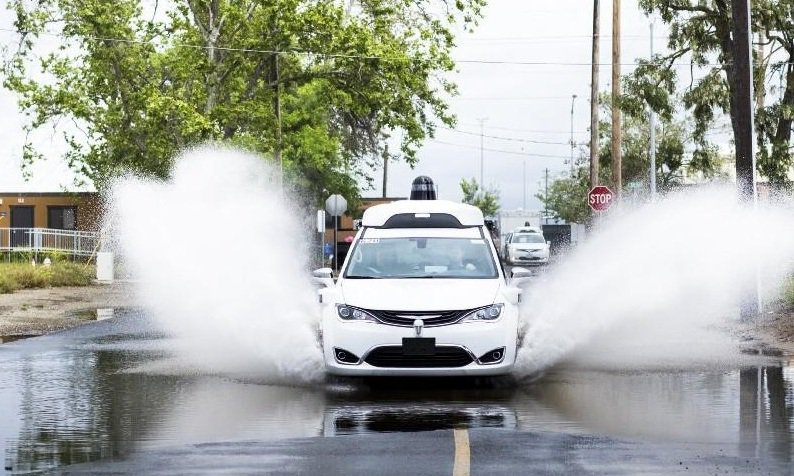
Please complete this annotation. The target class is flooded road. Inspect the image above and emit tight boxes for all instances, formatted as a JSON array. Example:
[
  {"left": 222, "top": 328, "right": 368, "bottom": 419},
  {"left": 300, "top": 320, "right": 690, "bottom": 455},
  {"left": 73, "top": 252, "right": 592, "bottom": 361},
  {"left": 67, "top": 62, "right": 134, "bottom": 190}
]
[{"left": 0, "top": 311, "right": 792, "bottom": 474}]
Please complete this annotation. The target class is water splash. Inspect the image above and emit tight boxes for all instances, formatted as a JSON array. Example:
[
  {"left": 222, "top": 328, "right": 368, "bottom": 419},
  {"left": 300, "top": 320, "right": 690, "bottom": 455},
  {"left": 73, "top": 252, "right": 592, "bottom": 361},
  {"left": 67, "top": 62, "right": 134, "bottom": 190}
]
[
  {"left": 110, "top": 146, "right": 323, "bottom": 383},
  {"left": 515, "top": 188, "right": 794, "bottom": 376}
]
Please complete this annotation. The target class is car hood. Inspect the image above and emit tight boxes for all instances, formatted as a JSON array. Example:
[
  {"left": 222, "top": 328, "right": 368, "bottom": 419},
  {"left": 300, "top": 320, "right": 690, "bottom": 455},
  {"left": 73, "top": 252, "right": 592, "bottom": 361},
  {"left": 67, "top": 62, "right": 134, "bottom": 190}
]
[{"left": 340, "top": 279, "right": 502, "bottom": 311}]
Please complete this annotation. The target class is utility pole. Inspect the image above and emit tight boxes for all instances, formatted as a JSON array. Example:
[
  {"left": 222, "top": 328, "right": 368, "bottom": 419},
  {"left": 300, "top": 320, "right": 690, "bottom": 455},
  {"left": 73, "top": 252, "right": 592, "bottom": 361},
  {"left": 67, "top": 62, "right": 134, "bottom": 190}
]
[
  {"left": 590, "top": 0, "right": 600, "bottom": 190},
  {"left": 382, "top": 147, "right": 389, "bottom": 198},
  {"left": 523, "top": 158, "right": 527, "bottom": 210},
  {"left": 649, "top": 14, "right": 657, "bottom": 199},
  {"left": 273, "top": 53, "right": 283, "bottom": 188},
  {"left": 570, "top": 94, "right": 578, "bottom": 177},
  {"left": 611, "top": 0, "right": 622, "bottom": 202},
  {"left": 732, "top": 0, "right": 756, "bottom": 202},
  {"left": 732, "top": 0, "right": 759, "bottom": 318},
  {"left": 477, "top": 117, "right": 487, "bottom": 186},
  {"left": 544, "top": 168, "right": 549, "bottom": 224}
]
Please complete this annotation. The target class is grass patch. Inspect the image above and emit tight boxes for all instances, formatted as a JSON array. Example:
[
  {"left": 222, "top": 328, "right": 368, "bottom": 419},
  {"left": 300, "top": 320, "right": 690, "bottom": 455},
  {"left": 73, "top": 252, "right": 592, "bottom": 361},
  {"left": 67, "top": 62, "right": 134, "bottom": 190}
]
[
  {"left": 785, "top": 276, "right": 794, "bottom": 309},
  {"left": 0, "top": 262, "right": 94, "bottom": 294}
]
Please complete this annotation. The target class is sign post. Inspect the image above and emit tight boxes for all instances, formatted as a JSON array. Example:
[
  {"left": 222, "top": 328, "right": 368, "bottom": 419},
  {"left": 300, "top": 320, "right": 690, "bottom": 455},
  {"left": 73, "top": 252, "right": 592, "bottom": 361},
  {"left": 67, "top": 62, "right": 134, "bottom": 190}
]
[
  {"left": 316, "top": 210, "right": 326, "bottom": 265},
  {"left": 325, "top": 194, "right": 348, "bottom": 272}
]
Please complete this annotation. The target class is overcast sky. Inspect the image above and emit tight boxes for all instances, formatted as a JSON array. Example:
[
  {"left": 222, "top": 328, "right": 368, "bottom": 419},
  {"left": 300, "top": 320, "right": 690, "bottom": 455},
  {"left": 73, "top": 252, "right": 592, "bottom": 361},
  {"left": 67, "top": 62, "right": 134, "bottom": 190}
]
[
  {"left": 381, "top": 0, "right": 669, "bottom": 209},
  {"left": 0, "top": 1, "right": 671, "bottom": 210}
]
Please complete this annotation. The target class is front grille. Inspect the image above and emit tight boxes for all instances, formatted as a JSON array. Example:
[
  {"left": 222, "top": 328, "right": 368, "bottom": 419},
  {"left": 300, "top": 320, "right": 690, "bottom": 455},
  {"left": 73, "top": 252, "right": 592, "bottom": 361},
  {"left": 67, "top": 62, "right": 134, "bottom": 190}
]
[
  {"left": 365, "top": 346, "right": 474, "bottom": 368},
  {"left": 367, "top": 309, "right": 472, "bottom": 327}
]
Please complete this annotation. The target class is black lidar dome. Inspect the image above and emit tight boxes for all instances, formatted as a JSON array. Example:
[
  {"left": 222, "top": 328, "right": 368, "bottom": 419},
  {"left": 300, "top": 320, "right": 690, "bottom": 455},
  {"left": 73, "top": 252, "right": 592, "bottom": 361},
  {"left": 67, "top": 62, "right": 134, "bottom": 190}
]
[{"left": 410, "top": 176, "right": 437, "bottom": 200}]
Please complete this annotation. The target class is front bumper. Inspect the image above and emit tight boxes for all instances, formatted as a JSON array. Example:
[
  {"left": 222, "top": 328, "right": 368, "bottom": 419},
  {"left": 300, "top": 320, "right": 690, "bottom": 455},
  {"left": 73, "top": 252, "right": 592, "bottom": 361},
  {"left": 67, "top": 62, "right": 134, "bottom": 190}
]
[
  {"left": 509, "top": 252, "right": 549, "bottom": 265},
  {"left": 321, "top": 308, "right": 518, "bottom": 376}
]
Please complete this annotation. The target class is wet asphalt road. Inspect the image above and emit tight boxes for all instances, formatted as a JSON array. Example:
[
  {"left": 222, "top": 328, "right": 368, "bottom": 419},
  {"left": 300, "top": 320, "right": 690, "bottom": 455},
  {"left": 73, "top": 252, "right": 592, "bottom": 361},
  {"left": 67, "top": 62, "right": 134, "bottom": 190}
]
[{"left": 1, "top": 310, "right": 792, "bottom": 475}]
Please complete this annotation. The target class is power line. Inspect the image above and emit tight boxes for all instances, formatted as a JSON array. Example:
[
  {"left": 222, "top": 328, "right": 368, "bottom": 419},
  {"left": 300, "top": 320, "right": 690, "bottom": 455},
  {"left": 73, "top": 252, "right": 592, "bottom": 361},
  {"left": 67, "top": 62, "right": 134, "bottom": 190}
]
[
  {"left": 1, "top": 27, "right": 784, "bottom": 68},
  {"left": 453, "top": 95, "right": 572, "bottom": 101},
  {"left": 459, "top": 122, "right": 589, "bottom": 135},
  {"left": 427, "top": 139, "right": 571, "bottom": 159},
  {"left": 439, "top": 126, "right": 571, "bottom": 145},
  {"left": 460, "top": 34, "right": 671, "bottom": 42}
]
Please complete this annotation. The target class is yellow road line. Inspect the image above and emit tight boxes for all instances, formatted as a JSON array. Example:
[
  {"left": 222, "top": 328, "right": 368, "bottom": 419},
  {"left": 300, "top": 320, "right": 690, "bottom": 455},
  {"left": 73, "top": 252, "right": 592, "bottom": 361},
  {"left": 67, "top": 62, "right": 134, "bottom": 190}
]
[{"left": 452, "top": 428, "right": 470, "bottom": 476}]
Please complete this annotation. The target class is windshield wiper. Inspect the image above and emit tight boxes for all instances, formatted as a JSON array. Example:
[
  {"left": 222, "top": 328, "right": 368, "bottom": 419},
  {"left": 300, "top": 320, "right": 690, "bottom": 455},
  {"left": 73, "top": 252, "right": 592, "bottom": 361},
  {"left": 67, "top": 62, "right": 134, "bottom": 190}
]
[{"left": 345, "top": 275, "right": 384, "bottom": 279}]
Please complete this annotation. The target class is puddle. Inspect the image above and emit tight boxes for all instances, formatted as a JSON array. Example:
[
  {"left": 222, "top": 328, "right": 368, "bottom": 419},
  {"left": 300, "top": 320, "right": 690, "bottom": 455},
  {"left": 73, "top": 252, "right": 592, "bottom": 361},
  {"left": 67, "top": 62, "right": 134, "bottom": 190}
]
[
  {"left": 96, "top": 308, "right": 114, "bottom": 321},
  {"left": 0, "top": 314, "right": 792, "bottom": 474},
  {"left": 0, "top": 335, "right": 38, "bottom": 344},
  {"left": 70, "top": 308, "right": 116, "bottom": 321}
]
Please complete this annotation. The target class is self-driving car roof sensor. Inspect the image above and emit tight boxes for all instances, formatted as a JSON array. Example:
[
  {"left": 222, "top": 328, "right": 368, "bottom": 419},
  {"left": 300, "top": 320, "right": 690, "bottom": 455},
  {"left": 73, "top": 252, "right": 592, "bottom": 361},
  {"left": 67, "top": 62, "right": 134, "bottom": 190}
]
[
  {"left": 315, "top": 177, "right": 523, "bottom": 377},
  {"left": 410, "top": 175, "right": 437, "bottom": 200}
]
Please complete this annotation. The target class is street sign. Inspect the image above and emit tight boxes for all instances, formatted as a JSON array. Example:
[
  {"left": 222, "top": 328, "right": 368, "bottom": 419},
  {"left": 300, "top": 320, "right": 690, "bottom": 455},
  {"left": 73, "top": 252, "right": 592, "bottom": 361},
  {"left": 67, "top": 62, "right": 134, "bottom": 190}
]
[
  {"left": 588, "top": 186, "right": 614, "bottom": 212},
  {"left": 325, "top": 194, "right": 347, "bottom": 217}
]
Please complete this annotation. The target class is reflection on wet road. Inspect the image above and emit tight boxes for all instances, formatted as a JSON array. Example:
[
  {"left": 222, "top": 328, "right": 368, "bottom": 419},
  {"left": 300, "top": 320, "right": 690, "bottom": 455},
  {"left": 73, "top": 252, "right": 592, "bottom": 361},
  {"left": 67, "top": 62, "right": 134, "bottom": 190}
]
[{"left": 0, "top": 311, "right": 791, "bottom": 474}]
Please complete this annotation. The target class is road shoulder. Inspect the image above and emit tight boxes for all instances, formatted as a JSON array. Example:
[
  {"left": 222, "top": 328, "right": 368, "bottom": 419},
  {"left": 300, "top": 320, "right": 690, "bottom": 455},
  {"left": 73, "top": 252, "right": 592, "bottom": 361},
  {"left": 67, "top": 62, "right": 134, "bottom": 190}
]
[{"left": 0, "top": 282, "right": 136, "bottom": 337}]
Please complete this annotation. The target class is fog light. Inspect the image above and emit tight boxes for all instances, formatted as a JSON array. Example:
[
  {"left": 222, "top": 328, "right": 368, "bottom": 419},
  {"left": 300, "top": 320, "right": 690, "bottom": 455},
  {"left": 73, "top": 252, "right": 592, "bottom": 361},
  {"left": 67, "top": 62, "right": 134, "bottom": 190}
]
[
  {"left": 478, "top": 347, "right": 506, "bottom": 364},
  {"left": 334, "top": 347, "right": 360, "bottom": 364}
]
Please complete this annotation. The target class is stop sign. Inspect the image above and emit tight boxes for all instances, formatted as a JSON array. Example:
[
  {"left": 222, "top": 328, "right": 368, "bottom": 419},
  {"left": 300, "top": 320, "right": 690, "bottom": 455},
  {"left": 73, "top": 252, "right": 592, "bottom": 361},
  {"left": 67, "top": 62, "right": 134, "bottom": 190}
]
[
  {"left": 325, "top": 194, "right": 347, "bottom": 217},
  {"left": 588, "top": 186, "right": 614, "bottom": 212}
]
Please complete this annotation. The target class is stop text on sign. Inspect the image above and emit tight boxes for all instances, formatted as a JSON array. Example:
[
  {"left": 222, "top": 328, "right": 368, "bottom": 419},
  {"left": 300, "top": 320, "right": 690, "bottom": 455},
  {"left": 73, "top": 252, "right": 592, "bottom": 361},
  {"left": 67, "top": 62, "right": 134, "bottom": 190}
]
[
  {"left": 588, "top": 186, "right": 614, "bottom": 212},
  {"left": 590, "top": 194, "right": 611, "bottom": 204}
]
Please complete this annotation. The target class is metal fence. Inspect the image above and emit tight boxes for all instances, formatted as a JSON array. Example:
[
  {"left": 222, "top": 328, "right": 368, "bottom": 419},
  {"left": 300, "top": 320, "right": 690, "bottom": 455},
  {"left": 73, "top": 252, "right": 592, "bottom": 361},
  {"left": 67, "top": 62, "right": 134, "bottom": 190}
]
[{"left": 0, "top": 228, "right": 100, "bottom": 257}]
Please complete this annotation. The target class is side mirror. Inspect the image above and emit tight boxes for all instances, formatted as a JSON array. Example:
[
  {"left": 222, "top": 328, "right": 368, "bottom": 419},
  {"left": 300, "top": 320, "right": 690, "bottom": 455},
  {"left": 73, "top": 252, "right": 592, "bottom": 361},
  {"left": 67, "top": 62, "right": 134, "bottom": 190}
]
[
  {"left": 313, "top": 268, "right": 335, "bottom": 288},
  {"left": 313, "top": 268, "right": 333, "bottom": 278},
  {"left": 510, "top": 267, "right": 534, "bottom": 279}
]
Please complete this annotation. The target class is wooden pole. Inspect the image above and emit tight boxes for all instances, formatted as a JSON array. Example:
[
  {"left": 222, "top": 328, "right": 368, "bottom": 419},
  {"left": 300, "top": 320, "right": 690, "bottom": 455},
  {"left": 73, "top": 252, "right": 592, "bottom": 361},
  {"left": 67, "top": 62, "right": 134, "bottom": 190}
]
[
  {"left": 611, "top": 0, "right": 622, "bottom": 201},
  {"left": 732, "top": 0, "right": 759, "bottom": 318},
  {"left": 382, "top": 148, "right": 388, "bottom": 198},
  {"left": 732, "top": 0, "right": 756, "bottom": 203},
  {"left": 590, "top": 0, "right": 600, "bottom": 190},
  {"left": 274, "top": 52, "right": 283, "bottom": 188}
]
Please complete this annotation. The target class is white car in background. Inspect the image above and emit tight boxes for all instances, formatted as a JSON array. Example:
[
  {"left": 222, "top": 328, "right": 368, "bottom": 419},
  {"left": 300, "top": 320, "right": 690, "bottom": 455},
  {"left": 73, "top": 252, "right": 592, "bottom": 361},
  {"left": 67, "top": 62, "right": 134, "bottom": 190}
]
[
  {"left": 505, "top": 231, "right": 550, "bottom": 266},
  {"left": 315, "top": 197, "right": 522, "bottom": 377}
]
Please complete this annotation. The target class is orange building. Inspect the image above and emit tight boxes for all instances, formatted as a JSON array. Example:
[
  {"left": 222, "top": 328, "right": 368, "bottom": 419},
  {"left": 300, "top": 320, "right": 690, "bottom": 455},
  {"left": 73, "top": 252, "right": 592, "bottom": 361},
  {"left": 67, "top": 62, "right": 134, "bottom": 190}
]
[{"left": 0, "top": 192, "right": 102, "bottom": 232}]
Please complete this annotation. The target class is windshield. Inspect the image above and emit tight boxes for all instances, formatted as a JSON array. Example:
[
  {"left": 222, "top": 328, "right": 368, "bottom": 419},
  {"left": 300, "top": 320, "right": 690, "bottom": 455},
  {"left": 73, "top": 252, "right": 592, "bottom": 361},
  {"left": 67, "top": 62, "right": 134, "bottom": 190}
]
[
  {"left": 511, "top": 233, "right": 545, "bottom": 244},
  {"left": 345, "top": 237, "right": 498, "bottom": 279}
]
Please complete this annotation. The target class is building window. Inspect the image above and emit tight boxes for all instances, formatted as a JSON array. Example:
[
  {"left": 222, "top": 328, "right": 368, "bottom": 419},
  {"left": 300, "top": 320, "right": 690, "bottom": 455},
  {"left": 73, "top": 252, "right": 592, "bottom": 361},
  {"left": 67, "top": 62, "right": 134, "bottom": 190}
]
[{"left": 48, "top": 206, "right": 77, "bottom": 230}]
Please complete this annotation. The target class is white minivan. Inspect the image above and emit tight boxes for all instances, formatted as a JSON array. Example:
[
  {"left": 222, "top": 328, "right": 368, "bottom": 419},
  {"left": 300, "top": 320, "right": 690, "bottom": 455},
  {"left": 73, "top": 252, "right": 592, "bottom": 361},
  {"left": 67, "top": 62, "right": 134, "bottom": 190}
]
[{"left": 316, "top": 194, "right": 522, "bottom": 377}]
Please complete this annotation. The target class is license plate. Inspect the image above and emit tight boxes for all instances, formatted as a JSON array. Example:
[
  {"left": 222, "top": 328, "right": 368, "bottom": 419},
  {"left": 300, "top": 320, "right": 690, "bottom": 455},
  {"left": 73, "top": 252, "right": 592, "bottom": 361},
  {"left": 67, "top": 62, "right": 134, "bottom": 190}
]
[{"left": 402, "top": 337, "right": 436, "bottom": 356}]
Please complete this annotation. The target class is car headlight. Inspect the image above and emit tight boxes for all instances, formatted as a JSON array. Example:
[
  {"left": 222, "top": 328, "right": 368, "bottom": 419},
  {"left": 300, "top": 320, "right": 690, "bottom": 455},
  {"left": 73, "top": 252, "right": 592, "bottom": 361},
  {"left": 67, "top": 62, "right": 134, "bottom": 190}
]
[
  {"left": 461, "top": 304, "right": 503, "bottom": 322},
  {"left": 336, "top": 304, "right": 376, "bottom": 322}
]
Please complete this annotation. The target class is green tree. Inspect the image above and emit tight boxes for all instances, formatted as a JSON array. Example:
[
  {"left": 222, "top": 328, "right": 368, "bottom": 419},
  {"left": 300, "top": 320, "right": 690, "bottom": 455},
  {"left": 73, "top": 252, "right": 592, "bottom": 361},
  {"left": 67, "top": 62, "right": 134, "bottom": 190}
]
[
  {"left": 4, "top": 0, "right": 485, "bottom": 201},
  {"left": 598, "top": 94, "right": 724, "bottom": 190},
  {"left": 628, "top": 0, "right": 794, "bottom": 188},
  {"left": 460, "top": 178, "right": 499, "bottom": 217},
  {"left": 538, "top": 93, "right": 722, "bottom": 223},
  {"left": 535, "top": 169, "right": 590, "bottom": 224}
]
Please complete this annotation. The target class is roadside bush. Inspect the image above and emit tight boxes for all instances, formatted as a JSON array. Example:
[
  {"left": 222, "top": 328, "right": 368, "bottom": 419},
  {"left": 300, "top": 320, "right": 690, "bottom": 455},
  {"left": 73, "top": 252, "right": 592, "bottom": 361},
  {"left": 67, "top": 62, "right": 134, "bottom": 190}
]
[
  {"left": 0, "top": 273, "right": 16, "bottom": 294},
  {"left": 49, "top": 262, "right": 93, "bottom": 287},
  {"left": 785, "top": 276, "right": 794, "bottom": 308},
  {"left": 0, "top": 262, "right": 94, "bottom": 293},
  {"left": 46, "top": 250, "right": 69, "bottom": 264},
  {"left": 9, "top": 266, "right": 49, "bottom": 290}
]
